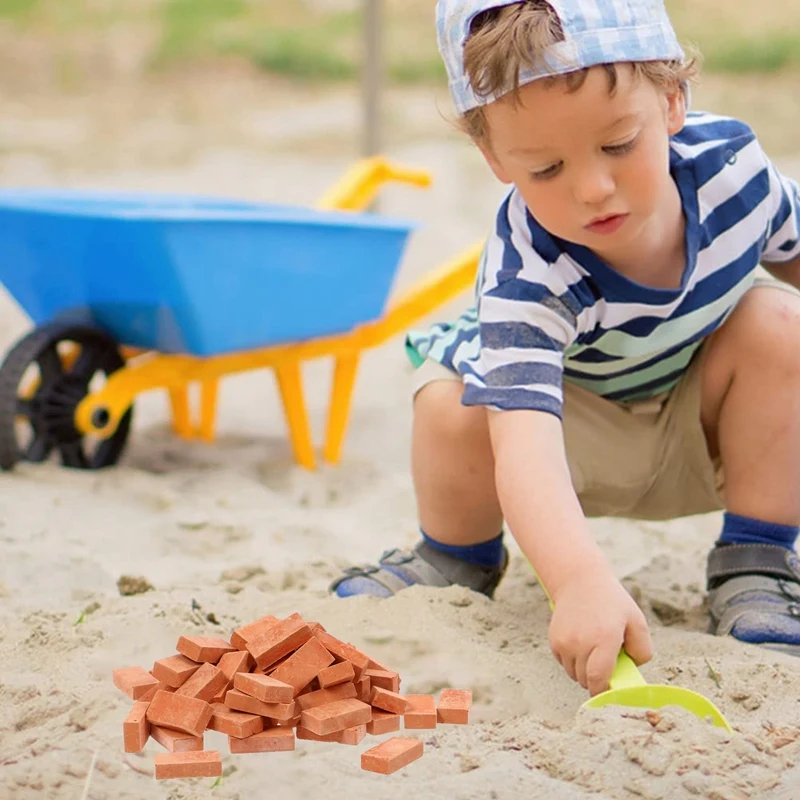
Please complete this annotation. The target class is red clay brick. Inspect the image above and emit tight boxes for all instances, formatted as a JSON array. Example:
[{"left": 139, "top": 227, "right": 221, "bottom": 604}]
[
  {"left": 313, "top": 631, "right": 370, "bottom": 678},
  {"left": 176, "top": 636, "right": 236, "bottom": 664},
  {"left": 367, "top": 657, "right": 394, "bottom": 673},
  {"left": 318, "top": 661, "right": 355, "bottom": 689},
  {"left": 365, "top": 669, "right": 400, "bottom": 693},
  {"left": 299, "top": 698, "right": 372, "bottom": 736},
  {"left": 123, "top": 701, "right": 150, "bottom": 753},
  {"left": 150, "top": 725, "right": 203, "bottom": 753},
  {"left": 233, "top": 672, "right": 294, "bottom": 704},
  {"left": 295, "top": 682, "right": 357, "bottom": 712},
  {"left": 247, "top": 616, "right": 312, "bottom": 670},
  {"left": 152, "top": 654, "right": 201, "bottom": 688},
  {"left": 437, "top": 689, "right": 472, "bottom": 724},
  {"left": 230, "top": 615, "right": 279, "bottom": 651},
  {"left": 217, "top": 650, "right": 254, "bottom": 683},
  {"left": 296, "top": 726, "right": 340, "bottom": 743},
  {"left": 357, "top": 677, "right": 372, "bottom": 704},
  {"left": 207, "top": 703, "right": 264, "bottom": 739},
  {"left": 361, "top": 737, "right": 424, "bottom": 775},
  {"left": 224, "top": 689, "right": 297, "bottom": 721},
  {"left": 113, "top": 666, "right": 159, "bottom": 700},
  {"left": 270, "top": 638, "right": 334, "bottom": 695},
  {"left": 370, "top": 687, "right": 410, "bottom": 715},
  {"left": 229, "top": 727, "right": 295, "bottom": 753},
  {"left": 337, "top": 724, "right": 367, "bottom": 746},
  {"left": 174, "top": 662, "right": 228, "bottom": 703},
  {"left": 366, "top": 710, "right": 401, "bottom": 736},
  {"left": 404, "top": 695, "right": 437, "bottom": 729},
  {"left": 153, "top": 750, "right": 222, "bottom": 780},
  {"left": 140, "top": 676, "right": 176, "bottom": 704},
  {"left": 308, "top": 622, "right": 326, "bottom": 635},
  {"left": 145, "top": 690, "right": 213, "bottom": 737}
]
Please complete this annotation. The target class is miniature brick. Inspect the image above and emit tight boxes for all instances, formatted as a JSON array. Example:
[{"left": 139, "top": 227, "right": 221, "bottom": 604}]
[
  {"left": 150, "top": 725, "right": 203, "bottom": 753},
  {"left": 299, "top": 698, "right": 372, "bottom": 736},
  {"left": 175, "top": 662, "right": 228, "bottom": 703},
  {"left": 152, "top": 654, "right": 201, "bottom": 688},
  {"left": 153, "top": 750, "right": 222, "bottom": 780},
  {"left": 229, "top": 727, "right": 295, "bottom": 754},
  {"left": 123, "top": 701, "right": 150, "bottom": 753},
  {"left": 176, "top": 636, "right": 236, "bottom": 664},
  {"left": 365, "top": 669, "right": 400, "bottom": 693},
  {"left": 361, "top": 737, "right": 424, "bottom": 775},
  {"left": 296, "top": 726, "right": 341, "bottom": 743},
  {"left": 224, "top": 689, "right": 297, "bottom": 721},
  {"left": 337, "top": 724, "right": 367, "bottom": 746},
  {"left": 230, "top": 615, "right": 279, "bottom": 651},
  {"left": 247, "top": 615, "right": 312, "bottom": 670},
  {"left": 313, "top": 631, "right": 370, "bottom": 678},
  {"left": 318, "top": 661, "right": 355, "bottom": 689},
  {"left": 357, "top": 677, "right": 372, "bottom": 704},
  {"left": 145, "top": 690, "right": 213, "bottom": 737},
  {"left": 112, "top": 666, "right": 159, "bottom": 700},
  {"left": 233, "top": 672, "right": 294, "bottom": 704},
  {"left": 308, "top": 622, "right": 326, "bottom": 635},
  {"left": 295, "top": 682, "right": 357, "bottom": 712},
  {"left": 367, "top": 657, "right": 394, "bottom": 673},
  {"left": 366, "top": 710, "right": 401, "bottom": 736},
  {"left": 207, "top": 703, "right": 264, "bottom": 739},
  {"left": 140, "top": 676, "right": 175, "bottom": 704},
  {"left": 270, "top": 637, "right": 334, "bottom": 695},
  {"left": 404, "top": 695, "right": 437, "bottom": 729},
  {"left": 437, "top": 689, "right": 472, "bottom": 724},
  {"left": 217, "top": 650, "right": 254, "bottom": 686},
  {"left": 370, "top": 687, "right": 410, "bottom": 715}
]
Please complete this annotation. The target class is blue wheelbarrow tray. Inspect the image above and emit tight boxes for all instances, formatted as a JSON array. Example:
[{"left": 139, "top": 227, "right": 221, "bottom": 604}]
[{"left": 0, "top": 189, "right": 417, "bottom": 357}]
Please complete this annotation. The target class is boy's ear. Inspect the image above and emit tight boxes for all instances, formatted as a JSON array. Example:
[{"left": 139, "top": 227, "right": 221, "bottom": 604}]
[
  {"left": 477, "top": 141, "right": 513, "bottom": 184},
  {"left": 666, "top": 86, "right": 687, "bottom": 135}
]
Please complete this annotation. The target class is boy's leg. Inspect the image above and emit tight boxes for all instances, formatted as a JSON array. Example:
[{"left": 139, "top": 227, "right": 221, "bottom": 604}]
[
  {"left": 331, "top": 365, "right": 508, "bottom": 598},
  {"left": 699, "top": 284, "right": 800, "bottom": 652}
]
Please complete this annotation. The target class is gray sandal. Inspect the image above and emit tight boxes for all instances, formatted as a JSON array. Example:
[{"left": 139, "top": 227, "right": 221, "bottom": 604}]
[
  {"left": 330, "top": 540, "right": 509, "bottom": 599},
  {"left": 706, "top": 543, "right": 800, "bottom": 656}
]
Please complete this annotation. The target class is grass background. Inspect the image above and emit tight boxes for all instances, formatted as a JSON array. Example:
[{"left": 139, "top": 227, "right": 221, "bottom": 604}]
[{"left": 1, "top": 0, "right": 799, "bottom": 81}]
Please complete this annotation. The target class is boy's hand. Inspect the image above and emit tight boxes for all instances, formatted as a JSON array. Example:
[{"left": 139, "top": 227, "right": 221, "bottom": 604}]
[{"left": 548, "top": 567, "right": 652, "bottom": 697}]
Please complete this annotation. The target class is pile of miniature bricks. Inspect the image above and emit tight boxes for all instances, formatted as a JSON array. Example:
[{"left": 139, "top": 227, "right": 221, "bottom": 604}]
[{"left": 113, "top": 611, "right": 472, "bottom": 779}]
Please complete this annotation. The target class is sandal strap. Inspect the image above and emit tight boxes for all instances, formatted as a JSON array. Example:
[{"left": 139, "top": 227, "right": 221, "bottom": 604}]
[
  {"left": 706, "top": 543, "right": 800, "bottom": 589},
  {"left": 708, "top": 574, "right": 800, "bottom": 636}
]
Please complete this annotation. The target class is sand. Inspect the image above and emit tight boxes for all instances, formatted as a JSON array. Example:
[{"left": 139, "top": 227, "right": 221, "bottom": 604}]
[{"left": 1, "top": 73, "right": 800, "bottom": 800}]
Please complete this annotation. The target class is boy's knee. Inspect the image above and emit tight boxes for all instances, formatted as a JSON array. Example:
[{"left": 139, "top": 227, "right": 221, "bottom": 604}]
[
  {"left": 720, "top": 287, "right": 800, "bottom": 371},
  {"left": 414, "top": 380, "right": 489, "bottom": 443}
]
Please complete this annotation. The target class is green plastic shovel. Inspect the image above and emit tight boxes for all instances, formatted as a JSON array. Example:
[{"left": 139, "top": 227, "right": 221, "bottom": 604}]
[
  {"left": 582, "top": 650, "right": 731, "bottom": 731},
  {"left": 529, "top": 563, "right": 732, "bottom": 731}
]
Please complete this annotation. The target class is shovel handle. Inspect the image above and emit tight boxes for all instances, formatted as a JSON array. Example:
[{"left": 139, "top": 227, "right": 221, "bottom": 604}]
[{"left": 608, "top": 650, "right": 647, "bottom": 690}]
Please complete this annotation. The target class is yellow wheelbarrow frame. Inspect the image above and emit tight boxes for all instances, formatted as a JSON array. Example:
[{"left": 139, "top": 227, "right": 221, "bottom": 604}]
[{"left": 70, "top": 157, "right": 481, "bottom": 469}]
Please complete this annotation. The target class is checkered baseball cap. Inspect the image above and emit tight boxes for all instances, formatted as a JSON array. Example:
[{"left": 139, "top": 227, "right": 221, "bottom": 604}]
[{"left": 437, "top": 0, "right": 685, "bottom": 114}]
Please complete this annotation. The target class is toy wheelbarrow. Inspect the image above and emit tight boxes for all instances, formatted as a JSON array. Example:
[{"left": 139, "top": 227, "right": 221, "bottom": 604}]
[{"left": 0, "top": 158, "right": 482, "bottom": 472}]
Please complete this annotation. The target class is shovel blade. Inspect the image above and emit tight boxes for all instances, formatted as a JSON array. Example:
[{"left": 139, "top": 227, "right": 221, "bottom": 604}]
[{"left": 582, "top": 686, "right": 732, "bottom": 731}]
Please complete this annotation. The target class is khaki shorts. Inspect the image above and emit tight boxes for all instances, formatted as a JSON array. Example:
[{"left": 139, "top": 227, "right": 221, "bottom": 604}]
[{"left": 412, "top": 351, "right": 722, "bottom": 520}]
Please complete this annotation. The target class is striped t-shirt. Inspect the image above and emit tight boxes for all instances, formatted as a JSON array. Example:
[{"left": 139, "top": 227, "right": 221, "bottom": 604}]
[{"left": 407, "top": 112, "right": 800, "bottom": 418}]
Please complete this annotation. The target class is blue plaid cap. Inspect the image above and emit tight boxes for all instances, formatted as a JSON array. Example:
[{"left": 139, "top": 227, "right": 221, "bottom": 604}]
[{"left": 437, "top": 0, "right": 685, "bottom": 114}]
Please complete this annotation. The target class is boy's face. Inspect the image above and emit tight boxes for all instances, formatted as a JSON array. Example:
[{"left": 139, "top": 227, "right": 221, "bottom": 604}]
[{"left": 478, "top": 64, "right": 686, "bottom": 267}]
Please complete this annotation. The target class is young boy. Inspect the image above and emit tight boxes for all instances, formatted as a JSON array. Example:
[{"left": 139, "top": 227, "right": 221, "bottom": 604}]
[{"left": 331, "top": 0, "right": 800, "bottom": 696}]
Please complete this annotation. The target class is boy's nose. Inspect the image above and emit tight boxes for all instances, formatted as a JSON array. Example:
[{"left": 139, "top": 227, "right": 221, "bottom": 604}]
[{"left": 573, "top": 169, "right": 616, "bottom": 206}]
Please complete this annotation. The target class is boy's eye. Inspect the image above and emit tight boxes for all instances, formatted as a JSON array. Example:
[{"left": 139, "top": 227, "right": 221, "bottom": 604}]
[
  {"left": 529, "top": 162, "right": 562, "bottom": 180},
  {"left": 603, "top": 135, "right": 638, "bottom": 155}
]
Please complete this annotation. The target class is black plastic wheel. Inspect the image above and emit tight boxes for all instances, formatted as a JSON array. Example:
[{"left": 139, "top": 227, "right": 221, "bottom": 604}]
[{"left": 0, "top": 322, "right": 133, "bottom": 471}]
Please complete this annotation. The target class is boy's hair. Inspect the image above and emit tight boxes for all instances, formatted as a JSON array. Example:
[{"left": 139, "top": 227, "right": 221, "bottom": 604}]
[{"left": 460, "top": 0, "right": 699, "bottom": 142}]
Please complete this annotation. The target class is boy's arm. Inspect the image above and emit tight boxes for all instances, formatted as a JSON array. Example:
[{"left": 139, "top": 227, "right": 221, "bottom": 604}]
[
  {"left": 763, "top": 254, "right": 800, "bottom": 290},
  {"left": 488, "top": 407, "right": 652, "bottom": 696}
]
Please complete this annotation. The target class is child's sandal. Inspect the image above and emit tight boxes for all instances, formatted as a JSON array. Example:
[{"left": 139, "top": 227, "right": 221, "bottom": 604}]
[
  {"left": 706, "top": 543, "right": 800, "bottom": 656},
  {"left": 330, "top": 540, "right": 509, "bottom": 599}
]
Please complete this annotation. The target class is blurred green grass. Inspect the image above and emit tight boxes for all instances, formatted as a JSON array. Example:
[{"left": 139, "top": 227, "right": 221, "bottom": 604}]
[{"left": 1, "top": 0, "right": 799, "bottom": 82}]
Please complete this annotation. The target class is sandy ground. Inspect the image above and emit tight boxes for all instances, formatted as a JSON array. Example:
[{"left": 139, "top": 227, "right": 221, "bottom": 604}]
[{"left": 2, "top": 71, "right": 800, "bottom": 800}]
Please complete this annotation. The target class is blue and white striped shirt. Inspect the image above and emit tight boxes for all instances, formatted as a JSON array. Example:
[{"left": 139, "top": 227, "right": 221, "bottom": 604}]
[{"left": 407, "top": 112, "right": 800, "bottom": 418}]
